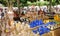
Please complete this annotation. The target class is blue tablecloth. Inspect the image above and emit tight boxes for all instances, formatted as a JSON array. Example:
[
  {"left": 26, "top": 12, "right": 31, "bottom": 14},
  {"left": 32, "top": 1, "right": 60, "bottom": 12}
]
[
  {"left": 29, "top": 19, "right": 44, "bottom": 28},
  {"left": 29, "top": 19, "right": 50, "bottom": 35},
  {"left": 45, "top": 22, "right": 56, "bottom": 26}
]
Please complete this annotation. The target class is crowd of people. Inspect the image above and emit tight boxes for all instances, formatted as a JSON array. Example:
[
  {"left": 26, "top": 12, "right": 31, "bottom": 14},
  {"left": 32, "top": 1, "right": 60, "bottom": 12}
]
[{"left": 0, "top": 5, "right": 60, "bottom": 36}]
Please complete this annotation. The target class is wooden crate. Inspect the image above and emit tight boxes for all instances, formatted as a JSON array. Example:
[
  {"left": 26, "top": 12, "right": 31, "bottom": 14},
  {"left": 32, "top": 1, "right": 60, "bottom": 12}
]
[{"left": 42, "top": 28, "right": 60, "bottom": 36}]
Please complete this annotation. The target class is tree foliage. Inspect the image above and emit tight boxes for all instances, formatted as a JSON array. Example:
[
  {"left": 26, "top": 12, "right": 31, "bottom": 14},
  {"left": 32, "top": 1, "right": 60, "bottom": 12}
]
[
  {"left": 0, "top": 0, "right": 7, "bottom": 6},
  {"left": 28, "top": 0, "right": 36, "bottom": 2},
  {"left": 0, "top": 0, "right": 60, "bottom": 7},
  {"left": 27, "top": 1, "right": 49, "bottom": 6}
]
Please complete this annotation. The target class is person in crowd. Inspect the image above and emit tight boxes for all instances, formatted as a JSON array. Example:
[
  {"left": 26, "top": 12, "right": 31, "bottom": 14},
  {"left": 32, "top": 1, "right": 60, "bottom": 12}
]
[
  {"left": 0, "top": 8, "right": 3, "bottom": 19},
  {"left": 0, "top": 24, "right": 2, "bottom": 36}
]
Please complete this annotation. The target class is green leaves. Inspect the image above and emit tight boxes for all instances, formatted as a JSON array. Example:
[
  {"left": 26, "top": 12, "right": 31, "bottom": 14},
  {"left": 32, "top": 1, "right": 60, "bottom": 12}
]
[
  {"left": 0, "top": 0, "right": 60, "bottom": 7},
  {"left": 19, "top": 0, "right": 28, "bottom": 7},
  {"left": 27, "top": 1, "right": 49, "bottom": 6},
  {"left": 28, "top": 0, "right": 36, "bottom": 2},
  {"left": 20, "top": 0, "right": 27, "bottom": 3}
]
